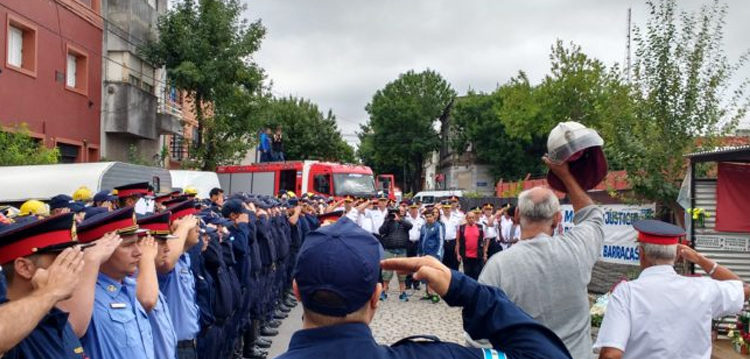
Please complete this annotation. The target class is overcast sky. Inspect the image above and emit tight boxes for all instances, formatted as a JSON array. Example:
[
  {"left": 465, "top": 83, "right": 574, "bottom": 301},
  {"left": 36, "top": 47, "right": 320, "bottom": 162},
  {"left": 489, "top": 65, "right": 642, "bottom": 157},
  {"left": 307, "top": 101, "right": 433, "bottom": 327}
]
[{"left": 243, "top": 0, "right": 750, "bottom": 146}]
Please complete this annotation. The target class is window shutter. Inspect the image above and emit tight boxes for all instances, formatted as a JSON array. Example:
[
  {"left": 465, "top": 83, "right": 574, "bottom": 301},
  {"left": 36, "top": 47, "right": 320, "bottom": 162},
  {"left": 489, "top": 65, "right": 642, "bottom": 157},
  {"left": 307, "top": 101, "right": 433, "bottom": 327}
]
[
  {"left": 8, "top": 26, "right": 23, "bottom": 67},
  {"left": 66, "top": 54, "right": 77, "bottom": 87}
]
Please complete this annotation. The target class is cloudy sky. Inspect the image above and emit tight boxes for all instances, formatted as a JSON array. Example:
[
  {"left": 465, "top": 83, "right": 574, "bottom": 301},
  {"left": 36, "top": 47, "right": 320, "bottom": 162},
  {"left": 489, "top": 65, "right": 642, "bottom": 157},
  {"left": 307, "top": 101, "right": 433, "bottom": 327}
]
[{"left": 244, "top": 0, "right": 750, "bottom": 146}]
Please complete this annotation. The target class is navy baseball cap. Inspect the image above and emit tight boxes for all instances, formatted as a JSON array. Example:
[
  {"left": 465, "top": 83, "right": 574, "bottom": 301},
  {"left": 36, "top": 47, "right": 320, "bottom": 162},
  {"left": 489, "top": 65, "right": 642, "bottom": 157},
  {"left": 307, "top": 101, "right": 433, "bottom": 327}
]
[
  {"left": 93, "top": 190, "right": 117, "bottom": 203},
  {"left": 221, "top": 199, "right": 249, "bottom": 217},
  {"left": 48, "top": 194, "right": 74, "bottom": 210},
  {"left": 294, "top": 217, "right": 382, "bottom": 317}
]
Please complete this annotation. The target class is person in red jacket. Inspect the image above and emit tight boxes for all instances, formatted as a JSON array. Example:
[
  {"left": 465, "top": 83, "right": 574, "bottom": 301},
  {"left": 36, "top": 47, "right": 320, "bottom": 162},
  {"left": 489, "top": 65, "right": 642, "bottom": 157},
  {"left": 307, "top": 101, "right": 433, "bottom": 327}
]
[{"left": 456, "top": 210, "right": 484, "bottom": 280}]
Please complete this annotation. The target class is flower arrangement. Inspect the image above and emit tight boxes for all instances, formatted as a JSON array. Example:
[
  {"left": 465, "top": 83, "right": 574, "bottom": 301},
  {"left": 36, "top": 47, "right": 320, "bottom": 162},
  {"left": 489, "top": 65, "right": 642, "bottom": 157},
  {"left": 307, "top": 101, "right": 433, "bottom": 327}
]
[
  {"left": 688, "top": 207, "right": 710, "bottom": 228},
  {"left": 731, "top": 311, "right": 750, "bottom": 354}
]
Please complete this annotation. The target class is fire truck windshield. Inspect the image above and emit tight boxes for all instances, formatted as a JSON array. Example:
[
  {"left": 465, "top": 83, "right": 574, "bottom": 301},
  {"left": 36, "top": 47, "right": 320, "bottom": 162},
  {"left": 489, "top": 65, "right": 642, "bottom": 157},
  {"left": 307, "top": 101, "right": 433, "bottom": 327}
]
[{"left": 333, "top": 173, "right": 376, "bottom": 197}]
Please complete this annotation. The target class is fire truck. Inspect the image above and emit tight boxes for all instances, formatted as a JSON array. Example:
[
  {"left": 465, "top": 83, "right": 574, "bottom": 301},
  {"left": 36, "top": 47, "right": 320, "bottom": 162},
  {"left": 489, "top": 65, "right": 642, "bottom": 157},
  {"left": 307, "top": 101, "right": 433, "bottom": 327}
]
[
  {"left": 216, "top": 161, "right": 377, "bottom": 199},
  {"left": 375, "top": 174, "right": 402, "bottom": 202}
]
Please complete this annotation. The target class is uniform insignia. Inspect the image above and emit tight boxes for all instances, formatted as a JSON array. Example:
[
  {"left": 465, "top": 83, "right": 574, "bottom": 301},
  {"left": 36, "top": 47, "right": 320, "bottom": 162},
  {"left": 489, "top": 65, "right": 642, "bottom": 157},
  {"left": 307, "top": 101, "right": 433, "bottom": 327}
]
[
  {"left": 107, "top": 285, "right": 117, "bottom": 292},
  {"left": 482, "top": 348, "right": 504, "bottom": 359},
  {"left": 74, "top": 347, "right": 84, "bottom": 354},
  {"left": 110, "top": 302, "right": 126, "bottom": 309}
]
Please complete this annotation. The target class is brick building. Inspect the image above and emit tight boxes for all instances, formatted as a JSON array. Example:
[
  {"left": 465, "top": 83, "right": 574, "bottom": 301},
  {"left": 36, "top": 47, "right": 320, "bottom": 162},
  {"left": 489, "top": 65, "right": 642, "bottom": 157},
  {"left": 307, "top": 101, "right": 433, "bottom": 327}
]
[{"left": 0, "top": 0, "right": 103, "bottom": 162}]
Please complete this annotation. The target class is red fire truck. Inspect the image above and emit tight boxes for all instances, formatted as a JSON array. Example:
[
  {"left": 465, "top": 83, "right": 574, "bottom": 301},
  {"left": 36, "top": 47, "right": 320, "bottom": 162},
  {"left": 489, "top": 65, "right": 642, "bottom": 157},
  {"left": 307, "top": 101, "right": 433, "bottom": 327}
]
[
  {"left": 375, "top": 174, "right": 402, "bottom": 202},
  {"left": 216, "top": 161, "right": 377, "bottom": 199}
]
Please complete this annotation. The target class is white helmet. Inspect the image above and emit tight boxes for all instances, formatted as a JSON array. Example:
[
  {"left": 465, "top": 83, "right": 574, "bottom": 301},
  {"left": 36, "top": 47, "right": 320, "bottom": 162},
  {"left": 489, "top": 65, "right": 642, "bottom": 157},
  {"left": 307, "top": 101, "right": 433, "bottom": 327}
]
[{"left": 546, "top": 121, "right": 604, "bottom": 163}]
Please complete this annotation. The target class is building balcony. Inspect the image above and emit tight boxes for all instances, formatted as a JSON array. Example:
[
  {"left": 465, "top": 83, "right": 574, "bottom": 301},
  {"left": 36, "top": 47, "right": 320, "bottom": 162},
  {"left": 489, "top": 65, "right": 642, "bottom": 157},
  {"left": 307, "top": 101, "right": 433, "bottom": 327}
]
[
  {"left": 157, "top": 96, "right": 183, "bottom": 135},
  {"left": 102, "top": 81, "right": 157, "bottom": 139}
]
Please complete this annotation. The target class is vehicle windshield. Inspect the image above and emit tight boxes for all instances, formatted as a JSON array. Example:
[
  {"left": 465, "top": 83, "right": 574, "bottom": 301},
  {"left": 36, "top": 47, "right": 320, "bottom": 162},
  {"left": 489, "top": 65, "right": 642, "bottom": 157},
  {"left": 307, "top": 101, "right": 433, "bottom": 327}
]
[
  {"left": 334, "top": 173, "right": 376, "bottom": 197},
  {"left": 378, "top": 177, "right": 392, "bottom": 192}
]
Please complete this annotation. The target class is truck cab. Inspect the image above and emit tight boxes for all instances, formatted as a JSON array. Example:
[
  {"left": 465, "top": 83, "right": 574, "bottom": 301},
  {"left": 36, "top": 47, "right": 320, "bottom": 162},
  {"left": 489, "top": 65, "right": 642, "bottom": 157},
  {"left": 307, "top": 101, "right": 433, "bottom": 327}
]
[
  {"left": 217, "top": 161, "right": 377, "bottom": 199},
  {"left": 376, "top": 174, "right": 402, "bottom": 202}
]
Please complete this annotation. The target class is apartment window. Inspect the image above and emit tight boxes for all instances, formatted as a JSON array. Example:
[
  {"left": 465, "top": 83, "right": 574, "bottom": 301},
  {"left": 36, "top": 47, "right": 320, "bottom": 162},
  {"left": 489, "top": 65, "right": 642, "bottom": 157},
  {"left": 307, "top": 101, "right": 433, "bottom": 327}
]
[
  {"left": 65, "top": 44, "right": 88, "bottom": 95},
  {"left": 6, "top": 16, "right": 37, "bottom": 77},
  {"left": 129, "top": 74, "right": 141, "bottom": 87},
  {"left": 8, "top": 26, "right": 22, "bottom": 66},
  {"left": 57, "top": 143, "right": 80, "bottom": 163},
  {"left": 142, "top": 82, "right": 154, "bottom": 94},
  {"left": 170, "top": 135, "right": 184, "bottom": 161},
  {"left": 66, "top": 54, "right": 77, "bottom": 87}
]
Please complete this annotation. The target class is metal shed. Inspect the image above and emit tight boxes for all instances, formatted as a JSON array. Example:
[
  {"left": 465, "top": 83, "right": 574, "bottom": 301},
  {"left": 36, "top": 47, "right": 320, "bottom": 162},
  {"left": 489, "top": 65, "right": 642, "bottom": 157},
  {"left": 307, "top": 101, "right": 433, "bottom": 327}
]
[{"left": 686, "top": 145, "right": 750, "bottom": 282}]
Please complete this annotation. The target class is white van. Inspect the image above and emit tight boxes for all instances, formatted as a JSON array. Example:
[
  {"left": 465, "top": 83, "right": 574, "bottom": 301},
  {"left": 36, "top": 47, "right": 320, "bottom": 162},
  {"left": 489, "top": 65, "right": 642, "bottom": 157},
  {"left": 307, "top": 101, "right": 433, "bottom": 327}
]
[
  {"left": 412, "top": 190, "right": 464, "bottom": 206},
  {"left": 169, "top": 170, "right": 221, "bottom": 199}
]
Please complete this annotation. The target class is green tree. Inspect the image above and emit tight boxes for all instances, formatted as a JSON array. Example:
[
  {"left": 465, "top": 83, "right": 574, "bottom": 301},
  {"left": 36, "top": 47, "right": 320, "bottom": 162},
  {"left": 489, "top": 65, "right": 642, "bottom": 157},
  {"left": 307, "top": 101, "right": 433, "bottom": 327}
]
[
  {"left": 450, "top": 90, "right": 547, "bottom": 180},
  {"left": 264, "top": 96, "right": 356, "bottom": 163},
  {"left": 360, "top": 69, "right": 456, "bottom": 192},
  {"left": 609, "top": 0, "right": 749, "bottom": 211},
  {"left": 0, "top": 124, "right": 59, "bottom": 166},
  {"left": 497, "top": 41, "right": 632, "bottom": 171},
  {"left": 142, "top": 0, "right": 268, "bottom": 170}
]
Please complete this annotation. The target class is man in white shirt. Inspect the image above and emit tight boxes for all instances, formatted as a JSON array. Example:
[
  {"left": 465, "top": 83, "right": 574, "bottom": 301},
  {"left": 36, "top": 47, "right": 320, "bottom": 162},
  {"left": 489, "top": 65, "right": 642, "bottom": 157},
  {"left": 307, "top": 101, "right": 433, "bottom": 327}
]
[
  {"left": 499, "top": 205, "right": 520, "bottom": 249},
  {"left": 449, "top": 196, "right": 465, "bottom": 221},
  {"left": 404, "top": 202, "right": 424, "bottom": 290},
  {"left": 357, "top": 198, "right": 375, "bottom": 232},
  {"left": 363, "top": 194, "right": 389, "bottom": 238},
  {"left": 478, "top": 203, "right": 500, "bottom": 262},
  {"left": 595, "top": 220, "right": 749, "bottom": 359},
  {"left": 440, "top": 202, "right": 462, "bottom": 270},
  {"left": 479, "top": 158, "right": 603, "bottom": 359}
]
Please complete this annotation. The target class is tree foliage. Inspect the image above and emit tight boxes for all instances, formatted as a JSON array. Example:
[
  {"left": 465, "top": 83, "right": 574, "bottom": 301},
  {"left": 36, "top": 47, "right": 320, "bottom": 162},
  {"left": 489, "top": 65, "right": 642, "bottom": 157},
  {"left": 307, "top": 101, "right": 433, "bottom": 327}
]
[
  {"left": 450, "top": 90, "right": 547, "bottom": 180},
  {"left": 264, "top": 96, "right": 356, "bottom": 163},
  {"left": 454, "top": 41, "right": 631, "bottom": 181},
  {"left": 0, "top": 124, "right": 59, "bottom": 166},
  {"left": 359, "top": 69, "right": 456, "bottom": 192},
  {"left": 607, "top": 0, "right": 749, "bottom": 209},
  {"left": 142, "top": 0, "right": 268, "bottom": 170}
]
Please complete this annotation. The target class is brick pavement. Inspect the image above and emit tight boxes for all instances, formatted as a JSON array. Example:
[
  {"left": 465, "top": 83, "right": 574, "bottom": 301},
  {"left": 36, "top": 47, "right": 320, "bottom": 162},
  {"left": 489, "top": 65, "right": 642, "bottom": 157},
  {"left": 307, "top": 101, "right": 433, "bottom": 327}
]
[{"left": 370, "top": 287, "right": 465, "bottom": 345}]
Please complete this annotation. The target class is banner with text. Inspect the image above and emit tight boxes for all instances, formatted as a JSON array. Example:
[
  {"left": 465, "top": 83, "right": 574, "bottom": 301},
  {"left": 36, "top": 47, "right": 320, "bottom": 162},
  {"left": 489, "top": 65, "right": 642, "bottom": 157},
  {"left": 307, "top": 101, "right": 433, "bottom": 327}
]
[{"left": 558, "top": 204, "right": 655, "bottom": 265}]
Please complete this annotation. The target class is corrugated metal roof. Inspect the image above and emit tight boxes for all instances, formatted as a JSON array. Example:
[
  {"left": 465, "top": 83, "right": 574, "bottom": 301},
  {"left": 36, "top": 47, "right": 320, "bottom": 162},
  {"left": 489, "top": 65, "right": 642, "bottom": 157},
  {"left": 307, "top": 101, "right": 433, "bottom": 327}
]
[{"left": 685, "top": 145, "right": 750, "bottom": 162}]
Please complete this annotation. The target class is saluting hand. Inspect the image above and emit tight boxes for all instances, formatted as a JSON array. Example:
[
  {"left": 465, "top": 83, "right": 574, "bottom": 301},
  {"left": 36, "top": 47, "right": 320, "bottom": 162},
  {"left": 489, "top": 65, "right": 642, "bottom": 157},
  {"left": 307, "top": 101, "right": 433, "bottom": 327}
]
[
  {"left": 85, "top": 232, "right": 123, "bottom": 265},
  {"left": 176, "top": 214, "right": 199, "bottom": 231},
  {"left": 139, "top": 235, "right": 158, "bottom": 264},
  {"left": 32, "top": 246, "right": 85, "bottom": 302},
  {"left": 676, "top": 244, "right": 703, "bottom": 264},
  {"left": 380, "top": 256, "right": 452, "bottom": 296}
]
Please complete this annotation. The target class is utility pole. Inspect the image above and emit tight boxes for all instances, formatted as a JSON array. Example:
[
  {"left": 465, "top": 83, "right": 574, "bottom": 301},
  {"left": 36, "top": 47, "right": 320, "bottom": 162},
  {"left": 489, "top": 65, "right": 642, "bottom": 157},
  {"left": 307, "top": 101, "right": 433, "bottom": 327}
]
[{"left": 626, "top": 7, "right": 632, "bottom": 83}]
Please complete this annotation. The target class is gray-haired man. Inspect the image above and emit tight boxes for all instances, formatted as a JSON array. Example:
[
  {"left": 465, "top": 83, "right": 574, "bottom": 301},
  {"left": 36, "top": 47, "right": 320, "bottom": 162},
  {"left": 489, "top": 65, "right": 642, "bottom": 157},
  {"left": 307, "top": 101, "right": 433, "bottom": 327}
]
[{"left": 477, "top": 157, "right": 604, "bottom": 359}]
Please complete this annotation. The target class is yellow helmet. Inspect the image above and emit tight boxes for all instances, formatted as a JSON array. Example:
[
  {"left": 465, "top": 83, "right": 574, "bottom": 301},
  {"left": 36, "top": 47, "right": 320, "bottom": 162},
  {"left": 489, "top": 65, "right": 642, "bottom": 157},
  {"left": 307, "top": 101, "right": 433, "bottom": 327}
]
[
  {"left": 72, "top": 186, "right": 93, "bottom": 201},
  {"left": 184, "top": 186, "right": 198, "bottom": 195},
  {"left": 19, "top": 200, "right": 49, "bottom": 217},
  {"left": 286, "top": 191, "right": 297, "bottom": 198}
]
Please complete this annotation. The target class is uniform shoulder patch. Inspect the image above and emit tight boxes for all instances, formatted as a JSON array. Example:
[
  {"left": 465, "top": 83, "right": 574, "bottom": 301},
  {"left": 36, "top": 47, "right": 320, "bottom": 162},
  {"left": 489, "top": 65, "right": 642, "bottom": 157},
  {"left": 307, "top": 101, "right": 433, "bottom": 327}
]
[
  {"left": 391, "top": 334, "right": 441, "bottom": 346},
  {"left": 481, "top": 348, "right": 505, "bottom": 359}
]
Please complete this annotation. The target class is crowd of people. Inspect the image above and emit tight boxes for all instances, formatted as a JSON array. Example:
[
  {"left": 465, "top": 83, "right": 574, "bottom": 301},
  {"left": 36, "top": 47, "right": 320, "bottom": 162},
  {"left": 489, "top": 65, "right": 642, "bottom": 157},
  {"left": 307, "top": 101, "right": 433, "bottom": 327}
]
[
  {"left": 1, "top": 156, "right": 750, "bottom": 359},
  {"left": 0, "top": 183, "right": 336, "bottom": 359},
  {"left": 323, "top": 192, "right": 520, "bottom": 303}
]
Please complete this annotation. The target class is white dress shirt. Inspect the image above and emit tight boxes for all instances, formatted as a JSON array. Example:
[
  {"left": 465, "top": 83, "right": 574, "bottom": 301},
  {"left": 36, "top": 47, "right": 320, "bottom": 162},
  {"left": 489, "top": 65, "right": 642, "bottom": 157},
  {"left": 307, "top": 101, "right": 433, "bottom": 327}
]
[
  {"left": 345, "top": 208, "right": 360, "bottom": 223},
  {"left": 479, "top": 215, "right": 498, "bottom": 239},
  {"left": 594, "top": 265, "right": 745, "bottom": 359},
  {"left": 441, "top": 214, "right": 462, "bottom": 240},
  {"left": 405, "top": 213, "right": 424, "bottom": 242},
  {"left": 364, "top": 207, "right": 388, "bottom": 234}
]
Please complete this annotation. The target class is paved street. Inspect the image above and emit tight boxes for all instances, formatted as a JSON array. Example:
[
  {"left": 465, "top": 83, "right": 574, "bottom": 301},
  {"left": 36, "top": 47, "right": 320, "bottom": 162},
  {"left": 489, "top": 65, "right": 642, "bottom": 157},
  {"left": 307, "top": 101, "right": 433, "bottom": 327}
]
[{"left": 269, "top": 284, "right": 465, "bottom": 358}]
